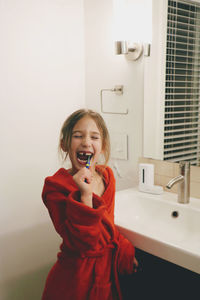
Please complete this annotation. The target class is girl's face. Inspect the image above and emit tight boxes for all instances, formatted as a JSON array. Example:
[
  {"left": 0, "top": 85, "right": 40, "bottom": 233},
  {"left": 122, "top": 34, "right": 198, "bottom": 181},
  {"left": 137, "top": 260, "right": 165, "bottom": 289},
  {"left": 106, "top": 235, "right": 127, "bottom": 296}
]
[{"left": 68, "top": 116, "right": 103, "bottom": 174}]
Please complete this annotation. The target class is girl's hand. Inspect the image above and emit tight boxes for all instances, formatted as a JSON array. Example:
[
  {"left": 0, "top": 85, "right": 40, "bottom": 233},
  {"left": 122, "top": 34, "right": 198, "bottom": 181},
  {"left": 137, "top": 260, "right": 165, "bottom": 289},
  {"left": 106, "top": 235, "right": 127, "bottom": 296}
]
[
  {"left": 73, "top": 168, "right": 93, "bottom": 207},
  {"left": 133, "top": 257, "right": 139, "bottom": 273}
]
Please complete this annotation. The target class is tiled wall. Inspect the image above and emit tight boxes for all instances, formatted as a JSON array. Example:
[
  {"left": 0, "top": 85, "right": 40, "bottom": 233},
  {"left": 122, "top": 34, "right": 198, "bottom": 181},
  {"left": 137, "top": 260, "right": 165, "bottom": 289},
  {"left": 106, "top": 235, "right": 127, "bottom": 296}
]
[{"left": 138, "top": 157, "right": 200, "bottom": 199}]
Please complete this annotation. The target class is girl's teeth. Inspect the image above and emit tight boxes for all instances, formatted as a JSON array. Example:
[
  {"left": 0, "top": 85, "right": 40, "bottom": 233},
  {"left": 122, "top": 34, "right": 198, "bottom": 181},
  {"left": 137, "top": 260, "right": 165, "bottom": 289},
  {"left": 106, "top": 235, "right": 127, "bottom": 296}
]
[
  {"left": 76, "top": 152, "right": 92, "bottom": 163},
  {"left": 78, "top": 152, "right": 92, "bottom": 157}
]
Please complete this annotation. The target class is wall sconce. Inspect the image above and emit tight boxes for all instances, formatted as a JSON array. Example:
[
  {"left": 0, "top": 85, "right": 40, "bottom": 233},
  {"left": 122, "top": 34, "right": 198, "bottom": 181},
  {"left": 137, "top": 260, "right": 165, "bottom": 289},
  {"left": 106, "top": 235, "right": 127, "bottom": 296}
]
[
  {"left": 115, "top": 41, "right": 151, "bottom": 60},
  {"left": 113, "top": 0, "right": 152, "bottom": 61},
  {"left": 115, "top": 41, "right": 143, "bottom": 60}
]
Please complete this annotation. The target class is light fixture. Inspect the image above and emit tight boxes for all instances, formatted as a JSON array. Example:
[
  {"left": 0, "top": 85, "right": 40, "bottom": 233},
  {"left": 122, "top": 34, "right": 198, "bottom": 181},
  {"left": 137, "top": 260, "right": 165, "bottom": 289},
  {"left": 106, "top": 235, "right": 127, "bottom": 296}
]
[
  {"left": 113, "top": 0, "right": 152, "bottom": 61},
  {"left": 115, "top": 41, "right": 143, "bottom": 60}
]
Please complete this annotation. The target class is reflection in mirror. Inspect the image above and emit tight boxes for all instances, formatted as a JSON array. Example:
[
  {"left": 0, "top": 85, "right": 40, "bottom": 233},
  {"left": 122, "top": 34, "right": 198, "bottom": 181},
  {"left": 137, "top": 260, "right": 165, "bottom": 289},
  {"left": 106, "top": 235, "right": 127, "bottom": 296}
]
[
  {"left": 164, "top": 0, "right": 200, "bottom": 166},
  {"left": 144, "top": 0, "right": 200, "bottom": 166}
]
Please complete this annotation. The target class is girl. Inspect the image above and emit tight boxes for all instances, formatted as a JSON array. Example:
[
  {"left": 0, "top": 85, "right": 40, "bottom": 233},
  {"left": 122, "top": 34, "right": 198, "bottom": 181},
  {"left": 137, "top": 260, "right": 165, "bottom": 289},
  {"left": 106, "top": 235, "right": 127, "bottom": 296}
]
[{"left": 41, "top": 109, "right": 138, "bottom": 300}]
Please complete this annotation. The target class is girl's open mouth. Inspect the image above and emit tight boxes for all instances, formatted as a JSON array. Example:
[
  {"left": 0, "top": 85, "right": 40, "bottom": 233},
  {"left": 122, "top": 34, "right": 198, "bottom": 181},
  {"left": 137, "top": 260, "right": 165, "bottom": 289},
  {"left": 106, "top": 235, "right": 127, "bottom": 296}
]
[{"left": 76, "top": 152, "right": 93, "bottom": 165}]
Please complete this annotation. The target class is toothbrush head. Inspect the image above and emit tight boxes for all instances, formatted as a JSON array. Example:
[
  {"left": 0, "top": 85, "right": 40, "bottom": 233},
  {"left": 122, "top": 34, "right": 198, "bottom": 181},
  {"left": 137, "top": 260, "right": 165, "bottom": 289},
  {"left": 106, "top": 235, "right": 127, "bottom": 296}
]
[{"left": 86, "top": 156, "right": 91, "bottom": 169}]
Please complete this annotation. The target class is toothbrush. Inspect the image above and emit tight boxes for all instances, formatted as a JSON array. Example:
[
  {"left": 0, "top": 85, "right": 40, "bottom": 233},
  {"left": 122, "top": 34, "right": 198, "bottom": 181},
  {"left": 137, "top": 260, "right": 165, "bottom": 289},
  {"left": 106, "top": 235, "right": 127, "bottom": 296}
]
[
  {"left": 86, "top": 155, "right": 91, "bottom": 169},
  {"left": 85, "top": 156, "right": 91, "bottom": 183}
]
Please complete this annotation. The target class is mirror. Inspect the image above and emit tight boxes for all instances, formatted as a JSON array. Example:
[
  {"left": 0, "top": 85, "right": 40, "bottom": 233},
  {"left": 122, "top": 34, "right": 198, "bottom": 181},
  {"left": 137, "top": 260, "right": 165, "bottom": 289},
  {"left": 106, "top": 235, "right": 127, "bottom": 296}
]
[{"left": 144, "top": 0, "right": 200, "bottom": 167}]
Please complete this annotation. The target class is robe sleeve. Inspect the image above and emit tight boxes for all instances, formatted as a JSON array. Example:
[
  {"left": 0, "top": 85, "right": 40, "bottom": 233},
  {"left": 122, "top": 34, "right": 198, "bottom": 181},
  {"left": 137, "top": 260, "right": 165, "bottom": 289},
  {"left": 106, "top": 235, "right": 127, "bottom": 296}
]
[
  {"left": 116, "top": 229, "right": 135, "bottom": 275},
  {"left": 43, "top": 182, "right": 106, "bottom": 253},
  {"left": 102, "top": 166, "right": 135, "bottom": 274}
]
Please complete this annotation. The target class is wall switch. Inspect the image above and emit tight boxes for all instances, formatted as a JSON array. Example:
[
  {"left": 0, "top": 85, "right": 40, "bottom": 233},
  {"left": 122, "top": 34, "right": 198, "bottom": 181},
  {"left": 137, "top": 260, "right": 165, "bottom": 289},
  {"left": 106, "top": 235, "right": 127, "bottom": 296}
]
[{"left": 111, "top": 132, "right": 128, "bottom": 160}]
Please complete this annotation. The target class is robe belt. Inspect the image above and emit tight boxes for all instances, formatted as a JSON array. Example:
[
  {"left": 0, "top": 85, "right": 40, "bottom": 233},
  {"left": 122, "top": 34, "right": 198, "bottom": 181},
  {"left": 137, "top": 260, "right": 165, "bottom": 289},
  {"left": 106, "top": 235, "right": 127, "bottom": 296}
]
[
  {"left": 58, "top": 239, "right": 119, "bottom": 259},
  {"left": 80, "top": 240, "right": 119, "bottom": 258}
]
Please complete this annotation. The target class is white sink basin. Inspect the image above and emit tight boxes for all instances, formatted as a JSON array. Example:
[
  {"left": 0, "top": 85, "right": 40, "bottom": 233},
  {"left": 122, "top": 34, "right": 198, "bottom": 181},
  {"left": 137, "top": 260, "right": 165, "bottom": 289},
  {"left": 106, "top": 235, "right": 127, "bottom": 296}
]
[{"left": 115, "top": 187, "right": 200, "bottom": 274}]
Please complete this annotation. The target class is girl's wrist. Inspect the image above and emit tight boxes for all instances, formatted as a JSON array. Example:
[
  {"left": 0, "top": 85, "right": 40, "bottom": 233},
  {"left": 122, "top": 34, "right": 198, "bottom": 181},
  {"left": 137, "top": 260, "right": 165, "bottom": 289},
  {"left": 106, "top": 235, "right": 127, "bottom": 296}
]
[{"left": 81, "top": 192, "right": 93, "bottom": 208}]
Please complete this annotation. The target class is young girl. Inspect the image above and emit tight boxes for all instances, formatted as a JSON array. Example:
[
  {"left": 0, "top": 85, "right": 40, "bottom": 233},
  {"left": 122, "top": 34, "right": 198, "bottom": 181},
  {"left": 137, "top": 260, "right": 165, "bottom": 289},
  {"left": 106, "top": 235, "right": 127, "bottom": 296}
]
[{"left": 41, "top": 109, "right": 138, "bottom": 300}]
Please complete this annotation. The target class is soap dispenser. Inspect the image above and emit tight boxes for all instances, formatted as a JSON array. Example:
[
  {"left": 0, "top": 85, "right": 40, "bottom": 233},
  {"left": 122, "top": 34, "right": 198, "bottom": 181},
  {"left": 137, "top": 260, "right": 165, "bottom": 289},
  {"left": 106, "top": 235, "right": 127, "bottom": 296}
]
[{"left": 139, "top": 163, "right": 163, "bottom": 195}]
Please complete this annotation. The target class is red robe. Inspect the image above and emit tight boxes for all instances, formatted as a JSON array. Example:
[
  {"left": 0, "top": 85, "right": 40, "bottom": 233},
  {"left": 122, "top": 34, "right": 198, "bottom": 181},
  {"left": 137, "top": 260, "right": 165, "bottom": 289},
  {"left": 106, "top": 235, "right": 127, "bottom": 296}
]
[{"left": 41, "top": 166, "right": 135, "bottom": 300}]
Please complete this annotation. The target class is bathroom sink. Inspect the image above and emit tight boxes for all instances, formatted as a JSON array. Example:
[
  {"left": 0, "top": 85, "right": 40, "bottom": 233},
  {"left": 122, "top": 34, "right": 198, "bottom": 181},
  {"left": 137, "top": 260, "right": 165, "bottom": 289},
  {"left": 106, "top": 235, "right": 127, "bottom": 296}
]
[{"left": 115, "top": 187, "right": 200, "bottom": 274}]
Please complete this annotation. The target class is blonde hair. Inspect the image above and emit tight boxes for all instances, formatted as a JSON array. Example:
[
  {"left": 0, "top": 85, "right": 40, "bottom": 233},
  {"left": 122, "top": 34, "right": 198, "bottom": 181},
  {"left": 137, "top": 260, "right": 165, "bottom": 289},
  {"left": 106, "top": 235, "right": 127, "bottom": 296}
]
[{"left": 59, "top": 109, "right": 110, "bottom": 165}]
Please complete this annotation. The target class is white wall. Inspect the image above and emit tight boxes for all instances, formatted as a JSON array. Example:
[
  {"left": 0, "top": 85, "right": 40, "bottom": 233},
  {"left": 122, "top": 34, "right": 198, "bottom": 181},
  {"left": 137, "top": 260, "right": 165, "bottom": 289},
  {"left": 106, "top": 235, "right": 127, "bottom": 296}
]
[
  {"left": 0, "top": 0, "right": 146, "bottom": 299},
  {"left": 0, "top": 0, "right": 85, "bottom": 299},
  {"left": 84, "top": 0, "right": 144, "bottom": 190}
]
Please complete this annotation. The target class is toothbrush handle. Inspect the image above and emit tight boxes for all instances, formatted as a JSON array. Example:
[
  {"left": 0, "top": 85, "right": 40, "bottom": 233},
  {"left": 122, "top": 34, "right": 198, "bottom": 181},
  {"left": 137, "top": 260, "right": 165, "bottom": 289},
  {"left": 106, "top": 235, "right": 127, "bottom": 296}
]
[
  {"left": 86, "top": 157, "right": 90, "bottom": 169},
  {"left": 85, "top": 157, "right": 90, "bottom": 181}
]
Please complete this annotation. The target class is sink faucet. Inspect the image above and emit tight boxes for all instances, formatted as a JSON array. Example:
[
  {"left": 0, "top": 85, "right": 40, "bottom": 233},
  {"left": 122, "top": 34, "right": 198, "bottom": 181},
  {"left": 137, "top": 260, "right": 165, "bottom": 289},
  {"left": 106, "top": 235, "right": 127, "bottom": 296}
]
[{"left": 166, "top": 161, "right": 190, "bottom": 204}]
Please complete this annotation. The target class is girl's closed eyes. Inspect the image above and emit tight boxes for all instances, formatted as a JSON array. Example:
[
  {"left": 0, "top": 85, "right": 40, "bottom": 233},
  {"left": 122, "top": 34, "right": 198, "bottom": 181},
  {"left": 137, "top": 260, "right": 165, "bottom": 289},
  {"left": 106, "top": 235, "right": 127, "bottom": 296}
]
[
  {"left": 91, "top": 135, "right": 100, "bottom": 140},
  {"left": 72, "top": 131, "right": 100, "bottom": 140},
  {"left": 72, "top": 135, "right": 99, "bottom": 140}
]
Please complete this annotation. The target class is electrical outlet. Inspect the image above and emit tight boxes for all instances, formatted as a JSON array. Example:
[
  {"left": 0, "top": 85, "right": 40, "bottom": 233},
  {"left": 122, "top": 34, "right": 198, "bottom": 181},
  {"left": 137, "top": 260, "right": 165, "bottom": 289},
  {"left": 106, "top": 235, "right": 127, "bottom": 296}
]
[{"left": 111, "top": 132, "right": 128, "bottom": 160}]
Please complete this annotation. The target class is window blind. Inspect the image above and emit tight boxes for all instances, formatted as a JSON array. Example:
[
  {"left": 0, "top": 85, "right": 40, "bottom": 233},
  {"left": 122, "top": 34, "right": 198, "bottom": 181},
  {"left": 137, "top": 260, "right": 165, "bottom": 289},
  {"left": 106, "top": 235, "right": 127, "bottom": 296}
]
[{"left": 164, "top": 0, "right": 200, "bottom": 166}]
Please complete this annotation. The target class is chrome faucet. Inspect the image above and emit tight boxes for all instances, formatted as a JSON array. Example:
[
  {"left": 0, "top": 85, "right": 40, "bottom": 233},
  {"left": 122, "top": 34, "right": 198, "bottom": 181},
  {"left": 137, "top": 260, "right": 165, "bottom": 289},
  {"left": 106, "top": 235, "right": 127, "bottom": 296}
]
[{"left": 166, "top": 161, "right": 190, "bottom": 204}]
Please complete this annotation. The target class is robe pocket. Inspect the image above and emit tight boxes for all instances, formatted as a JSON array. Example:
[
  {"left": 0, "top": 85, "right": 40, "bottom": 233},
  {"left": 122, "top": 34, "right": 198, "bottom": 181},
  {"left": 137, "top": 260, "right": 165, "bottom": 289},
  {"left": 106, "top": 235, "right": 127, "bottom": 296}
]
[{"left": 89, "top": 281, "right": 112, "bottom": 300}]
